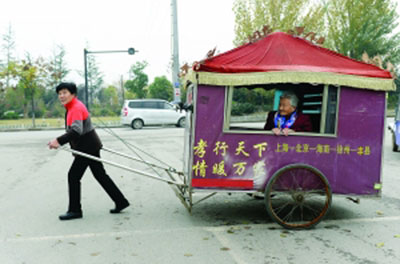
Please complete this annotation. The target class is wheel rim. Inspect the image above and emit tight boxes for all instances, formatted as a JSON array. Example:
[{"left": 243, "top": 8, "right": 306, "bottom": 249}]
[
  {"left": 265, "top": 164, "right": 332, "bottom": 229},
  {"left": 179, "top": 118, "right": 185, "bottom": 127},
  {"left": 133, "top": 120, "right": 143, "bottom": 129}
]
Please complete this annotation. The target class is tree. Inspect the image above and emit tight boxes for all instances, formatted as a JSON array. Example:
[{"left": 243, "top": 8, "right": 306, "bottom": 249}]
[
  {"left": 1, "top": 23, "right": 16, "bottom": 90},
  {"left": 42, "top": 45, "right": 70, "bottom": 115},
  {"left": 233, "top": 0, "right": 326, "bottom": 46},
  {"left": 48, "top": 44, "right": 70, "bottom": 88},
  {"left": 42, "top": 88, "right": 63, "bottom": 117},
  {"left": 124, "top": 61, "right": 148, "bottom": 99},
  {"left": 233, "top": 0, "right": 400, "bottom": 67},
  {"left": 95, "top": 85, "right": 120, "bottom": 115},
  {"left": 78, "top": 44, "right": 104, "bottom": 107},
  {"left": 4, "top": 55, "right": 48, "bottom": 125},
  {"left": 324, "top": 0, "right": 400, "bottom": 65},
  {"left": 147, "top": 76, "right": 173, "bottom": 101},
  {"left": 233, "top": 0, "right": 400, "bottom": 108},
  {"left": 1, "top": 83, "right": 24, "bottom": 118},
  {"left": 322, "top": 0, "right": 400, "bottom": 108},
  {"left": 86, "top": 53, "right": 104, "bottom": 106}
]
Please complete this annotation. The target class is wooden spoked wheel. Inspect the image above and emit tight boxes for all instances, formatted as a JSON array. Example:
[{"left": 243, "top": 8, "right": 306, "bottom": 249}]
[{"left": 265, "top": 164, "right": 332, "bottom": 229}]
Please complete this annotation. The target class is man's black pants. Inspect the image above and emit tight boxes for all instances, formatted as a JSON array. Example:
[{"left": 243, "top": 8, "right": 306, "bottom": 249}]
[{"left": 67, "top": 150, "right": 128, "bottom": 212}]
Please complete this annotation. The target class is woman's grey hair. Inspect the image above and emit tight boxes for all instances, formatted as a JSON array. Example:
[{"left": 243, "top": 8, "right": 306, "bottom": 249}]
[{"left": 280, "top": 92, "right": 298, "bottom": 108}]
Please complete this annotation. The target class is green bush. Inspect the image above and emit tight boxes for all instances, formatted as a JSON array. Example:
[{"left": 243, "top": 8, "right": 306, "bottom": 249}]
[
  {"left": 90, "top": 106, "right": 118, "bottom": 117},
  {"left": 2, "top": 110, "right": 20, "bottom": 120},
  {"left": 100, "top": 108, "right": 116, "bottom": 116}
]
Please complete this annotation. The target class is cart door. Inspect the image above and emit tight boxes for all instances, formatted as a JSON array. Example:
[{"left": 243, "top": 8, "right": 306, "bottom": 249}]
[{"left": 183, "top": 84, "right": 194, "bottom": 178}]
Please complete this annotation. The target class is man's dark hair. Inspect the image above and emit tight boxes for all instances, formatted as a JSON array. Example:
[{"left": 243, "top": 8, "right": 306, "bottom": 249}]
[{"left": 56, "top": 82, "right": 77, "bottom": 95}]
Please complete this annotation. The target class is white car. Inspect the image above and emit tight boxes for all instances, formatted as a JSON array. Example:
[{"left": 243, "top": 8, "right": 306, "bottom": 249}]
[
  {"left": 121, "top": 99, "right": 186, "bottom": 129},
  {"left": 388, "top": 121, "right": 399, "bottom": 152}
]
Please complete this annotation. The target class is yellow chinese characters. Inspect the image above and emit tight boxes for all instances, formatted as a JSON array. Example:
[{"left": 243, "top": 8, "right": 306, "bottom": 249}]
[
  {"left": 357, "top": 146, "right": 371, "bottom": 156},
  {"left": 336, "top": 145, "right": 371, "bottom": 155},
  {"left": 192, "top": 160, "right": 208, "bottom": 178},
  {"left": 315, "top": 144, "right": 331, "bottom": 154},
  {"left": 235, "top": 141, "right": 250, "bottom": 157},
  {"left": 233, "top": 162, "right": 247, "bottom": 176},
  {"left": 213, "top": 141, "right": 228, "bottom": 156},
  {"left": 212, "top": 160, "right": 227, "bottom": 176},
  {"left": 343, "top": 145, "right": 351, "bottom": 154},
  {"left": 253, "top": 142, "right": 268, "bottom": 157},
  {"left": 192, "top": 140, "right": 373, "bottom": 179},
  {"left": 276, "top": 143, "right": 289, "bottom": 153},
  {"left": 194, "top": 139, "right": 208, "bottom": 158},
  {"left": 295, "top": 144, "right": 310, "bottom": 153}
]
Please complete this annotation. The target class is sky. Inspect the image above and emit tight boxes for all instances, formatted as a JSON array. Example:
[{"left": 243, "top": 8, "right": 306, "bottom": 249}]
[
  {"left": 2, "top": 0, "right": 400, "bottom": 88},
  {"left": 0, "top": 0, "right": 236, "bottom": 86}
]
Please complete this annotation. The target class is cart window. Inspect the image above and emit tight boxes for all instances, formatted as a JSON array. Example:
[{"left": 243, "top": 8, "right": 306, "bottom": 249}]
[
  {"left": 224, "top": 84, "right": 338, "bottom": 136},
  {"left": 226, "top": 86, "right": 274, "bottom": 130}
]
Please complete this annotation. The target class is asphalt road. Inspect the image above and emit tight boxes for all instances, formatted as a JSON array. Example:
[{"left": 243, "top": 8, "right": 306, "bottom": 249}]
[{"left": 0, "top": 124, "right": 400, "bottom": 264}]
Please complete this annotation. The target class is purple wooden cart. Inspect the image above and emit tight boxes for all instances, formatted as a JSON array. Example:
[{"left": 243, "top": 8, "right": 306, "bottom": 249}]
[
  {"left": 180, "top": 32, "right": 395, "bottom": 229},
  {"left": 63, "top": 33, "right": 395, "bottom": 229}
]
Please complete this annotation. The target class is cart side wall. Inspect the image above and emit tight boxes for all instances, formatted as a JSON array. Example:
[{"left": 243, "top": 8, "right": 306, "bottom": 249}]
[{"left": 191, "top": 85, "right": 385, "bottom": 195}]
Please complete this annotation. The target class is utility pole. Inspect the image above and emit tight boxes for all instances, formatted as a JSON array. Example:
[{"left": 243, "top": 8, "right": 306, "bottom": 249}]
[
  {"left": 171, "top": 0, "right": 181, "bottom": 103},
  {"left": 84, "top": 49, "right": 89, "bottom": 110},
  {"left": 120, "top": 75, "right": 125, "bottom": 105}
]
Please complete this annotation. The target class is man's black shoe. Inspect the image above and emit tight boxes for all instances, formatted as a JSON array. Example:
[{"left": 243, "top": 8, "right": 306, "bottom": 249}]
[
  {"left": 110, "top": 201, "right": 130, "bottom": 214},
  {"left": 59, "top": 211, "right": 83, "bottom": 221}
]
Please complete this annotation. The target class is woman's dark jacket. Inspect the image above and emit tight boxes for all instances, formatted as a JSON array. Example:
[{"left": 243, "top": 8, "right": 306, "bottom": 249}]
[{"left": 264, "top": 111, "right": 313, "bottom": 132}]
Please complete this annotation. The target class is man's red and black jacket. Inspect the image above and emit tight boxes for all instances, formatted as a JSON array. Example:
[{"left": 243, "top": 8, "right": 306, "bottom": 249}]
[{"left": 57, "top": 97, "right": 102, "bottom": 154}]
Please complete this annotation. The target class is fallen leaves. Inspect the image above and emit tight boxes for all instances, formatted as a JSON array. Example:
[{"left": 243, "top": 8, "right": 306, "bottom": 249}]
[
  {"left": 227, "top": 226, "right": 241, "bottom": 234},
  {"left": 376, "top": 211, "right": 384, "bottom": 216},
  {"left": 375, "top": 242, "right": 384, "bottom": 248},
  {"left": 280, "top": 230, "right": 291, "bottom": 238},
  {"left": 324, "top": 225, "right": 340, "bottom": 229}
]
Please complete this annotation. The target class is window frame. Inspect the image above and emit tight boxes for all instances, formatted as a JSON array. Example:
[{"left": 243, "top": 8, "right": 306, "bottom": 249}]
[{"left": 222, "top": 84, "right": 340, "bottom": 137}]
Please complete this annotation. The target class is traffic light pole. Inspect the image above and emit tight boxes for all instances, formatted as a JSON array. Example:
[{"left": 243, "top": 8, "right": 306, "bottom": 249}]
[{"left": 83, "top": 48, "right": 136, "bottom": 110}]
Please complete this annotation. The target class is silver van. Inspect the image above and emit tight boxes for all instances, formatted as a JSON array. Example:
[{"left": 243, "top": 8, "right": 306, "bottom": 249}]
[{"left": 121, "top": 99, "right": 186, "bottom": 129}]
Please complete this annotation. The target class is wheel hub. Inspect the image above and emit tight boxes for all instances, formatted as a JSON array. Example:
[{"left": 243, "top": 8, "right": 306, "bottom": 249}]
[{"left": 294, "top": 193, "right": 304, "bottom": 203}]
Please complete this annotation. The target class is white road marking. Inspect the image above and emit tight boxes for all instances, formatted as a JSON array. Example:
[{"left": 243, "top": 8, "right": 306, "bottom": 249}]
[
  {"left": 210, "top": 229, "right": 249, "bottom": 264},
  {"left": 3, "top": 215, "right": 400, "bottom": 243}
]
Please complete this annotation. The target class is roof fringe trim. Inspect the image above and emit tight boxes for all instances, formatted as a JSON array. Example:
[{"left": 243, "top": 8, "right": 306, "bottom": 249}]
[{"left": 186, "top": 71, "right": 395, "bottom": 91}]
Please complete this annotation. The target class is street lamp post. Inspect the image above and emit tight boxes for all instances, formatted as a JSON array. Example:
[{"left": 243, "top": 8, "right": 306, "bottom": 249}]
[{"left": 83, "top": 48, "right": 136, "bottom": 110}]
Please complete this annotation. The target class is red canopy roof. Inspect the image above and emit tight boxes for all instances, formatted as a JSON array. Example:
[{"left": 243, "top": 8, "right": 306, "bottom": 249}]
[{"left": 196, "top": 32, "right": 392, "bottom": 79}]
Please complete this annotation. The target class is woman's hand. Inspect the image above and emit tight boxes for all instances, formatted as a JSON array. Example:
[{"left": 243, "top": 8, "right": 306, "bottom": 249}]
[
  {"left": 272, "top": 128, "right": 281, "bottom": 136},
  {"left": 48, "top": 139, "right": 60, "bottom": 149},
  {"left": 282, "top": 128, "right": 294, "bottom": 136}
]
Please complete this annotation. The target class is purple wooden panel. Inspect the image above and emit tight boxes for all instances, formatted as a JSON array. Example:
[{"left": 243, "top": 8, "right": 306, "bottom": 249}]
[{"left": 192, "top": 85, "right": 384, "bottom": 195}]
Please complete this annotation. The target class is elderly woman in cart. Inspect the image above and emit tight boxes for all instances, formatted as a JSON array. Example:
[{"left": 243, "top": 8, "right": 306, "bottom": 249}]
[{"left": 264, "top": 92, "right": 313, "bottom": 135}]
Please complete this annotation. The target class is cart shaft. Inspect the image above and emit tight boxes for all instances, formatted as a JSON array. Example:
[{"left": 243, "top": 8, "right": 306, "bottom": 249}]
[{"left": 59, "top": 147, "right": 185, "bottom": 186}]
